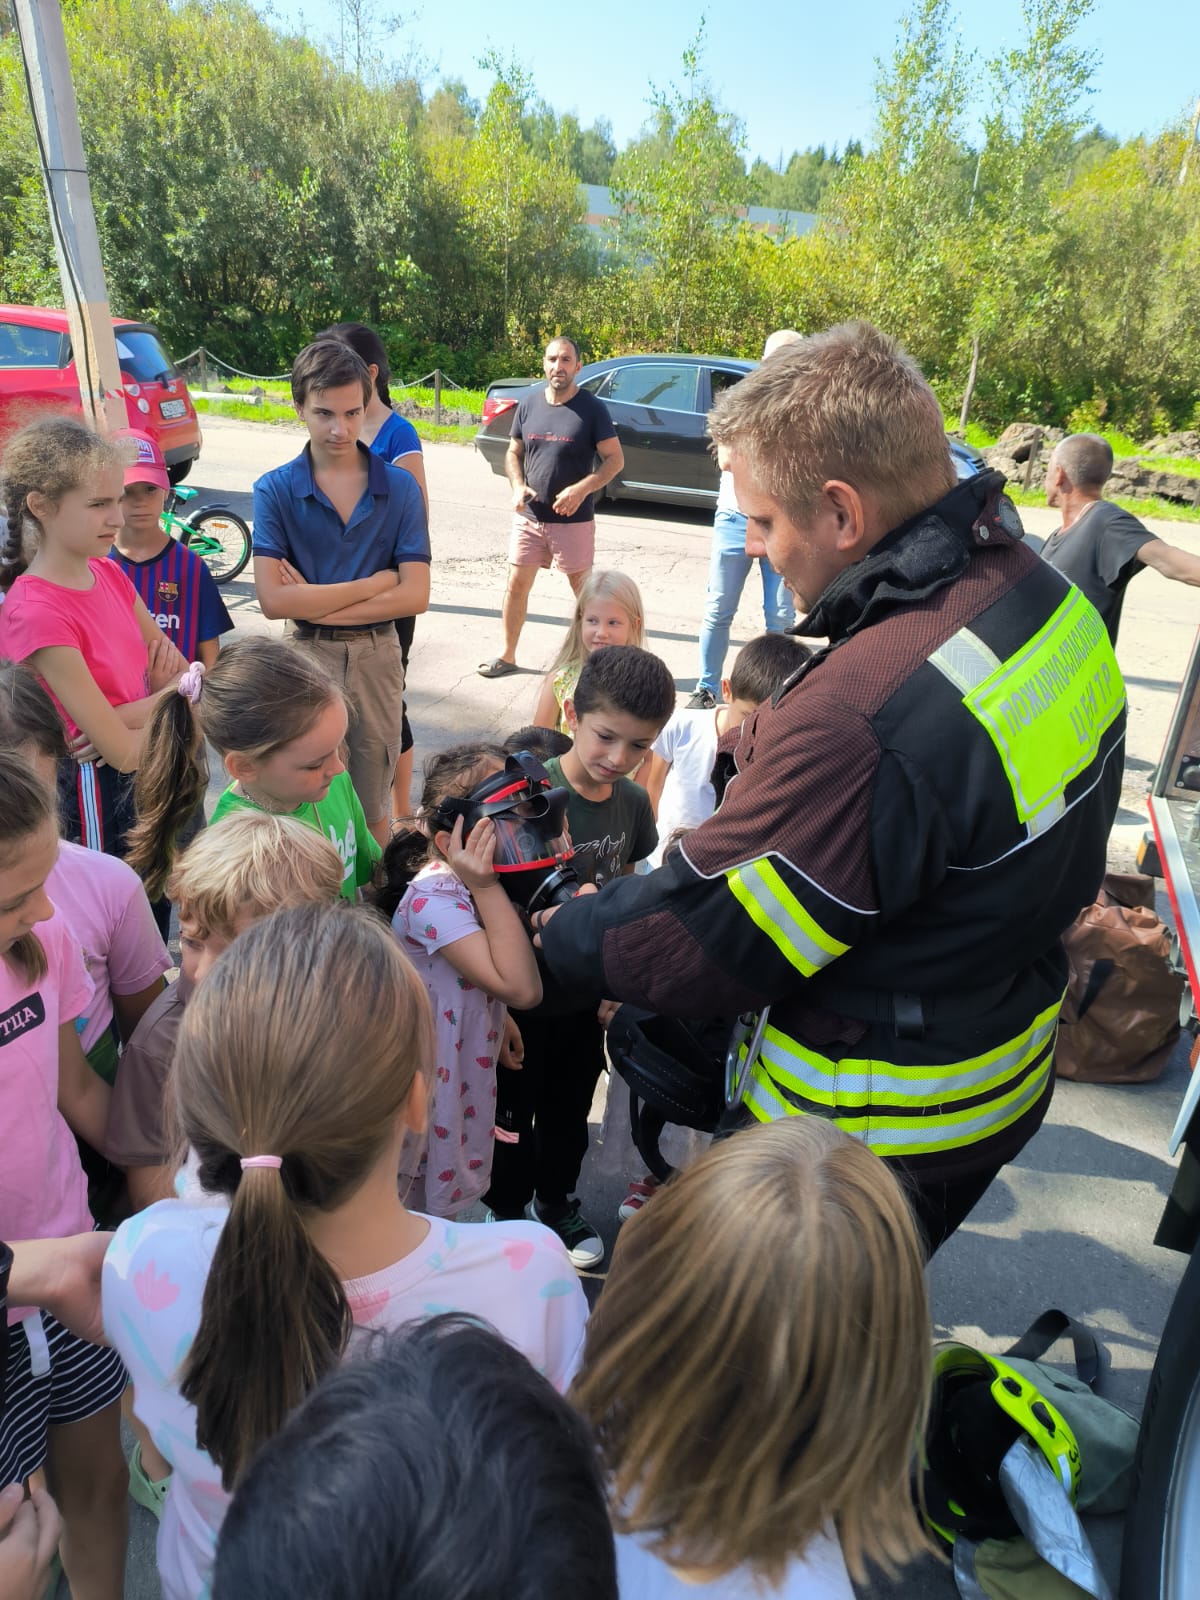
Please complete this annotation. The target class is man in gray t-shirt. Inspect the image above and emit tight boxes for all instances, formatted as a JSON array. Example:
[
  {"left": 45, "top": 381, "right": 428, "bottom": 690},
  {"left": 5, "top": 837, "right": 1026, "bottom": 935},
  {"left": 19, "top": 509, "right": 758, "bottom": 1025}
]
[{"left": 1041, "top": 433, "right": 1200, "bottom": 644}]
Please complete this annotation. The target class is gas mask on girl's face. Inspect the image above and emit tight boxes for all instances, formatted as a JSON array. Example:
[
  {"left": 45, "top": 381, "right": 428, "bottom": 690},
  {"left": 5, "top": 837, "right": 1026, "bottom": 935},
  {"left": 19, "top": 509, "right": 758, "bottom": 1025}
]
[{"left": 431, "top": 752, "right": 579, "bottom": 914}]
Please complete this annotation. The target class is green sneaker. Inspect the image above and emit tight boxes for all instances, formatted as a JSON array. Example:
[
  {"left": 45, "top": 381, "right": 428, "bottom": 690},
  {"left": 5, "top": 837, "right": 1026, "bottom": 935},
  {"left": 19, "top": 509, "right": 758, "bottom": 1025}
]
[{"left": 533, "top": 1197, "right": 604, "bottom": 1271}]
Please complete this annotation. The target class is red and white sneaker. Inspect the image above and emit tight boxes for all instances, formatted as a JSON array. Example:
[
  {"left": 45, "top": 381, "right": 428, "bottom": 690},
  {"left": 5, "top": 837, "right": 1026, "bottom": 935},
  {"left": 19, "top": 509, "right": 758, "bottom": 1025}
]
[{"left": 618, "top": 1175, "right": 662, "bottom": 1222}]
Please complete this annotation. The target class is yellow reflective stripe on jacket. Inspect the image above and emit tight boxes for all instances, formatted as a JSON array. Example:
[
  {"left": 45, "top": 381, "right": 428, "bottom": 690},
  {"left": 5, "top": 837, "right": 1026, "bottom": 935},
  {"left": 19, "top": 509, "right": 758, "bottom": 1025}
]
[
  {"left": 756, "top": 998, "right": 1061, "bottom": 1109},
  {"left": 741, "top": 998, "right": 1061, "bottom": 1157},
  {"left": 724, "top": 858, "right": 849, "bottom": 978},
  {"left": 952, "top": 589, "right": 1122, "bottom": 824}
]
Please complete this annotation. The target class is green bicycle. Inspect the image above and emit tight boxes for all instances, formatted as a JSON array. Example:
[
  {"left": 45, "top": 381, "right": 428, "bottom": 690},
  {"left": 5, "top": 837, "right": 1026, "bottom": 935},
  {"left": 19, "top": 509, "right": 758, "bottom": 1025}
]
[{"left": 165, "top": 485, "right": 252, "bottom": 585}]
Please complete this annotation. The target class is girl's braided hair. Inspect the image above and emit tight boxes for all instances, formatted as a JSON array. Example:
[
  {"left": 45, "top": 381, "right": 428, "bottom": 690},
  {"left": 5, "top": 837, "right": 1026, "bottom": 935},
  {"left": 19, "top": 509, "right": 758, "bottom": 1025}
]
[{"left": 0, "top": 416, "right": 123, "bottom": 590}]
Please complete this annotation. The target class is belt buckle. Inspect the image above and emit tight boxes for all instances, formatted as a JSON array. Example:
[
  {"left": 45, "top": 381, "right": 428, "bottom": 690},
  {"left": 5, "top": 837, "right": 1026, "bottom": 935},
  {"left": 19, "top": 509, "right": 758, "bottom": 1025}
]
[{"left": 724, "top": 1006, "right": 771, "bottom": 1109}]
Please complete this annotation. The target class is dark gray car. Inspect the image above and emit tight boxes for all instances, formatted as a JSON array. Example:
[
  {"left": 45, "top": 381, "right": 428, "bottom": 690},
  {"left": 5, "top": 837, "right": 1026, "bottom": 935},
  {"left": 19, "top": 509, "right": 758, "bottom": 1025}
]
[{"left": 474, "top": 353, "right": 756, "bottom": 511}]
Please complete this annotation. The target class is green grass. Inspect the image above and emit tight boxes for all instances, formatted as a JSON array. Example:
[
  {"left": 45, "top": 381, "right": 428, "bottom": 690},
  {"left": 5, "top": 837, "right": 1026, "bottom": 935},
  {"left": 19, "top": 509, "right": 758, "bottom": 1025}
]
[
  {"left": 193, "top": 394, "right": 476, "bottom": 444},
  {"left": 395, "top": 383, "right": 486, "bottom": 415},
  {"left": 194, "top": 395, "right": 296, "bottom": 424},
  {"left": 417, "top": 422, "right": 477, "bottom": 444},
  {"left": 1007, "top": 485, "right": 1200, "bottom": 525},
  {"left": 207, "top": 375, "right": 486, "bottom": 414},
  {"left": 1134, "top": 454, "right": 1200, "bottom": 479}
]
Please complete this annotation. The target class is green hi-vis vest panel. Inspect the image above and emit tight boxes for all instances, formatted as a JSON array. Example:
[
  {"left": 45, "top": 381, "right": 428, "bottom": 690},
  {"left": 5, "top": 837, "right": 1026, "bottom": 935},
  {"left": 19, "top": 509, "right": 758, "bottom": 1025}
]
[{"left": 931, "top": 588, "right": 1123, "bottom": 836}]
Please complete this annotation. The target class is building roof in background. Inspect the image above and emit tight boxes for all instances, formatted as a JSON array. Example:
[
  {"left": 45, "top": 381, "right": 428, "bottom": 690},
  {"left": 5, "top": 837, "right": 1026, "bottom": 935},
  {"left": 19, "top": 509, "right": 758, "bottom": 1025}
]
[{"left": 579, "top": 184, "right": 817, "bottom": 239}]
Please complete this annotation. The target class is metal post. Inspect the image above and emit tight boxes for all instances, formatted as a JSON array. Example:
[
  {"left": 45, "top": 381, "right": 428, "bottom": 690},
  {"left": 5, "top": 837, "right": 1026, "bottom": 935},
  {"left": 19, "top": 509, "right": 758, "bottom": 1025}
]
[
  {"left": 434, "top": 368, "right": 443, "bottom": 426},
  {"left": 199, "top": 346, "right": 210, "bottom": 393},
  {"left": 11, "top": 0, "right": 125, "bottom": 434}
]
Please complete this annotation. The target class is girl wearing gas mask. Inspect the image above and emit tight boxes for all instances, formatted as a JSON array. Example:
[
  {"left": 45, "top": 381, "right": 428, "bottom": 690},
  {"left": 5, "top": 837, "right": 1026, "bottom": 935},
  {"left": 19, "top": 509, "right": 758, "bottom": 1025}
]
[{"left": 377, "top": 745, "right": 545, "bottom": 1217}]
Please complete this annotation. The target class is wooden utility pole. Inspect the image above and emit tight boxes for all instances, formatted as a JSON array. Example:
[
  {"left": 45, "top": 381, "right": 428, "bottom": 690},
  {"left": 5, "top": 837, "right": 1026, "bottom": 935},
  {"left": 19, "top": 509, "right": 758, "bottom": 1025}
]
[
  {"left": 10, "top": 0, "right": 125, "bottom": 433},
  {"left": 1181, "top": 97, "right": 1200, "bottom": 187}
]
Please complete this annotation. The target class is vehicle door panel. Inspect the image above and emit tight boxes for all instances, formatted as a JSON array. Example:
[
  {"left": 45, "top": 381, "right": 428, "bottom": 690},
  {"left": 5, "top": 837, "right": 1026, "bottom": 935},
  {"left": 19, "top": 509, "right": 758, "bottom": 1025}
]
[
  {"left": 0, "top": 322, "right": 76, "bottom": 435},
  {"left": 600, "top": 364, "right": 706, "bottom": 496},
  {"left": 698, "top": 366, "right": 751, "bottom": 501}
]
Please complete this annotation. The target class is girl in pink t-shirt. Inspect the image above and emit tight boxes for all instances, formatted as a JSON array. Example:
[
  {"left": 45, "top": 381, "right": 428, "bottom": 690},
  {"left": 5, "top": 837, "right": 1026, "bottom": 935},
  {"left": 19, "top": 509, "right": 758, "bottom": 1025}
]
[
  {"left": 378, "top": 743, "right": 543, "bottom": 1216},
  {"left": 0, "top": 417, "right": 188, "bottom": 859},
  {"left": 0, "top": 751, "right": 128, "bottom": 1594}
]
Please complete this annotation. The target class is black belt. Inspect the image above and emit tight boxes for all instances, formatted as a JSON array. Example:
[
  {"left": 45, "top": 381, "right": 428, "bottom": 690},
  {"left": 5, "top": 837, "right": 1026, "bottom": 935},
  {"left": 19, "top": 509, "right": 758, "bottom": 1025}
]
[
  {"left": 813, "top": 976, "right": 1018, "bottom": 1040},
  {"left": 292, "top": 622, "right": 394, "bottom": 642}
]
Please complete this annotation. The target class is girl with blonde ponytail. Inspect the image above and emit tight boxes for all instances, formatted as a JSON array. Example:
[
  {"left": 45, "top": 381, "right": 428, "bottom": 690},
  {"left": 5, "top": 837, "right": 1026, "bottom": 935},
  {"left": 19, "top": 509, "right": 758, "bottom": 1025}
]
[{"left": 102, "top": 902, "right": 587, "bottom": 1600}]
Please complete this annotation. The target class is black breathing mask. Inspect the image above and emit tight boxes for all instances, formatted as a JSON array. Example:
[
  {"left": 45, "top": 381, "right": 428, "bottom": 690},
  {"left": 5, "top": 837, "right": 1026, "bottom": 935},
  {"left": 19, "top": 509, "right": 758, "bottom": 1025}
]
[{"left": 431, "top": 751, "right": 579, "bottom": 914}]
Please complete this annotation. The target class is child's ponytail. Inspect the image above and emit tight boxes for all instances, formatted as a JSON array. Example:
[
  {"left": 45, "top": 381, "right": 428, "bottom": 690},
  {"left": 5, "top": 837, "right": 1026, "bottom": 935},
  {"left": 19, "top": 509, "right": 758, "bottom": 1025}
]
[
  {"left": 173, "top": 903, "right": 434, "bottom": 1488},
  {"left": 374, "top": 827, "right": 431, "bottom": 919},
  {"left": 128, "top": 638, "right": 344, "bottom": 901},
  {"left": 126, "top": 686, "right": 206, "bottom": 899}
]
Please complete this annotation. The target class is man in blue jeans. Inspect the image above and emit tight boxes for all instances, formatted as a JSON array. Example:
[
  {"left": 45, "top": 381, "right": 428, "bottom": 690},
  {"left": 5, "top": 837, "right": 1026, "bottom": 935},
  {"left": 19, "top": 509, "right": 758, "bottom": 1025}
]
[{"left": 689, "top": 330, "right": 801, "bottom": 709}]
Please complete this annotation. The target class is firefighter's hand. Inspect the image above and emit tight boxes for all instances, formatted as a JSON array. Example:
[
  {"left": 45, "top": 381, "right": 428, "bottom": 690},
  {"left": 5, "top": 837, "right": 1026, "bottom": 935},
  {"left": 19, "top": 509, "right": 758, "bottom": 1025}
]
[
  {"left": 597, "top": 1000, "right": 620, "bottom": 1029},
  {"left": 531, "top": 884, "right": 597, "bottom": 946}
]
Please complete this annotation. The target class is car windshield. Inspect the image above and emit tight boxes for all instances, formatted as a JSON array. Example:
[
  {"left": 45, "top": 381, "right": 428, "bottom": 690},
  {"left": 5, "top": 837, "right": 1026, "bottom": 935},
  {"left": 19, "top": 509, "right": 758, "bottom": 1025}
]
[{"left": 114, "top": 329, "right": 176, "bottom": 383}]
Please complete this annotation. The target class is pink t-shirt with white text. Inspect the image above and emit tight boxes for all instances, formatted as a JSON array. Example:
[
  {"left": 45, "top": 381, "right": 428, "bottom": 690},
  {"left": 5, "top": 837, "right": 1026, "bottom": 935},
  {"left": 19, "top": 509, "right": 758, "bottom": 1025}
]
[
  {"left": 0, "top": 559, "right": 147, "bottom": 737},
  {"left": 48, "top": 841, "right": 170, "bottom": 1052},
  {"left": 1, "top": 909, "right": 94, "bottom": 1323}
]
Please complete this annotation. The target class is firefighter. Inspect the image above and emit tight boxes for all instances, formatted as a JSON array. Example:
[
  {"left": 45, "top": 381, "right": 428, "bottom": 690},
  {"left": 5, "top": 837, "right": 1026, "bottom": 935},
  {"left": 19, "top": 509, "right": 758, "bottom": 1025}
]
[{"left": 537, "top": 321, "right": 1125, "bottom": 1255}]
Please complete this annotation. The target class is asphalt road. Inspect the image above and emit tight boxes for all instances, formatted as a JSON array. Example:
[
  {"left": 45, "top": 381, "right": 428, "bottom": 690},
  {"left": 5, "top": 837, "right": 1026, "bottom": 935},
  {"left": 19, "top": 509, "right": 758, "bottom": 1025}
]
[{"left": 110, "top": 417, "right": 1200, "bottom": 1598}]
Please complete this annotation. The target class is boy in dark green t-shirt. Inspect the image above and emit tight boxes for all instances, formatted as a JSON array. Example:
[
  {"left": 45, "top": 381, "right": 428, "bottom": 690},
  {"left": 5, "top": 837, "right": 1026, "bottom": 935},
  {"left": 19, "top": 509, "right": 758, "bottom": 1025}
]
[{"left": 485, "top": 646, "right": 675, "bottom": 1269}]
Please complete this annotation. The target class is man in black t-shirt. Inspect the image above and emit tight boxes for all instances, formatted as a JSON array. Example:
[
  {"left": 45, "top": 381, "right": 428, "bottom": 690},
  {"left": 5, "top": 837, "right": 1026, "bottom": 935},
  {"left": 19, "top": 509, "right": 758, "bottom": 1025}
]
[
  {"left": 479, "top": 336, "right": 623, "bottom": 677},
  {"left": 1041, "top": 433, "right": 1200, "bottom": 644}
]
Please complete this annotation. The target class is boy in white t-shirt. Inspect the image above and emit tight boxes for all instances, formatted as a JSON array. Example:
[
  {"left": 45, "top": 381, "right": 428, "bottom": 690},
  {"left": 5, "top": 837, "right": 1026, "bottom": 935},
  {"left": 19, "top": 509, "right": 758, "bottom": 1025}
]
[{"left": 644, "top": 632, "right": 811, "bottom": 870}]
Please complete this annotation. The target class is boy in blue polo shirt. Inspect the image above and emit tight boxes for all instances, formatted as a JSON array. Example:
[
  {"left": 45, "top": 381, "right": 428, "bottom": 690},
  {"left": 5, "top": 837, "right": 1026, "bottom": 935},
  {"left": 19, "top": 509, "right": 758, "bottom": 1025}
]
[
  {"left": 252, "top": 340, "right": 431, "bottom": 846},
  {"left": 109, "top": 430, "right": 232, "bottom": 666}
]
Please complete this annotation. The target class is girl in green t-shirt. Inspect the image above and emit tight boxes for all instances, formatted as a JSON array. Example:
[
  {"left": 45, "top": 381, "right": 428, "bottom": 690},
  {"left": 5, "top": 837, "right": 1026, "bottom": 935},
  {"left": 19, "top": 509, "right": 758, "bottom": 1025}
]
[{"left": 126, "top": 636, "right": 381, "bottom": 902}]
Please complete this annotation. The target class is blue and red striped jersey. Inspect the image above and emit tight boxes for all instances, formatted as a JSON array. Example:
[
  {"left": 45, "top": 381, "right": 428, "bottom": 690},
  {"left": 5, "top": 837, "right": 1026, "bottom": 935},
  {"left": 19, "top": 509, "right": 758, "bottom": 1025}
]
[{"left": 108, "top": 540, "right": 232, "bottom": 662}]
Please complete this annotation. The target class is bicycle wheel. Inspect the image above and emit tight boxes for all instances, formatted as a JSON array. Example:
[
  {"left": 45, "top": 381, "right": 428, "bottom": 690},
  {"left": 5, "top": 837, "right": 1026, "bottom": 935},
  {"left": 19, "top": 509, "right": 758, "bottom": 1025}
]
[{"left": 182, "top": 508, "right": 252, "bottom": 584}]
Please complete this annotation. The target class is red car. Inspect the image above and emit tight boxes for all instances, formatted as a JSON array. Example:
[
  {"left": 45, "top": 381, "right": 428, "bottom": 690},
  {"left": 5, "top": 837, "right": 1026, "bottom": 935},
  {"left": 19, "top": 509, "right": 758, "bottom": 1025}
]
[{"left": 0, "top": 304, "right": 202, "bottom": 482}]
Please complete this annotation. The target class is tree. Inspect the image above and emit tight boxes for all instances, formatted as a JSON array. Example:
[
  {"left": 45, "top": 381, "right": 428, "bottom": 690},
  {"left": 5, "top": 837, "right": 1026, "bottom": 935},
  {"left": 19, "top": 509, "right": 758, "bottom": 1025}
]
[
  {"left": 610, "top": 23, "right": 749, "bottom": 347},
  {"left": 0, "top": 0, "right": 417, "bottom": 367},
  {"left": 828, "top": 0, "right": 975, "bottom": 375},
  {"left": 411, "top": 54, "right": 590, "bottom": 364},
  {"left": 957, "top": 0, "right": 1098, "bottom": 425},
  {"left": 749, "top": 145, "right": 848, "bottom": 212}
]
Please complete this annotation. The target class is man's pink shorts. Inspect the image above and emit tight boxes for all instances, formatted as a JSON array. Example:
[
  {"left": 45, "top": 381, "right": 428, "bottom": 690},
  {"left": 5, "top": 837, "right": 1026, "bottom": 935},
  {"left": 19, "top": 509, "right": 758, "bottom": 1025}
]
[{"left": 508, "top": 513, "right": 595, "bottom": 574}]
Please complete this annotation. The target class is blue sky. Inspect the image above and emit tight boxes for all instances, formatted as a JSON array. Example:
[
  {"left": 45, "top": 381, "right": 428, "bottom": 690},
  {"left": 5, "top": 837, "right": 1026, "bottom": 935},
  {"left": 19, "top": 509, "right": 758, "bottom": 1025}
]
[{"left": 271, "top": 0, "right": 1198, "bottom": 166}]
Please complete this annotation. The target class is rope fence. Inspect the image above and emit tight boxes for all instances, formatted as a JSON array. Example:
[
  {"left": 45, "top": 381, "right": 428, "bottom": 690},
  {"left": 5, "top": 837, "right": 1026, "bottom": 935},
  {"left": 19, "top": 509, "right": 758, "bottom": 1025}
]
[{"left": 176, "top": 348, "right": 468, "bottom": 422}]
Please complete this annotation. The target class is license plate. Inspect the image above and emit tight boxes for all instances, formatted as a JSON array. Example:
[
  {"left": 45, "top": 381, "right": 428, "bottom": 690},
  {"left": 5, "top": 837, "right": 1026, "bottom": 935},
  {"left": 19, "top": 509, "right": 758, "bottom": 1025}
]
[{"left": 159, "top": 398, "right": 186, "bottom": 419}]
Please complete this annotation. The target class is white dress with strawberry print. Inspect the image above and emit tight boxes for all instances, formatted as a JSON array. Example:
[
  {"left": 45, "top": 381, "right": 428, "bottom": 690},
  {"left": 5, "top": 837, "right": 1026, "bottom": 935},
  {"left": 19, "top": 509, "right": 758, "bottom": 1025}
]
[{"left": 393, "top": 861, "right": 506, "bottom": 1216}]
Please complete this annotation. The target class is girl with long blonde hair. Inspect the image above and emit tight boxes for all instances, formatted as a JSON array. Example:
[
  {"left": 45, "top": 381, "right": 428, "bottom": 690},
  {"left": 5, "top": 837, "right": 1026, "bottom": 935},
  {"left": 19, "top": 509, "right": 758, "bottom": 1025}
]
[
  {"left": 571, "top": 1117, "right": 934, "bottom": 1598},
  {"left": 532, "top": 569, "right": 645, "bottom": 735}
]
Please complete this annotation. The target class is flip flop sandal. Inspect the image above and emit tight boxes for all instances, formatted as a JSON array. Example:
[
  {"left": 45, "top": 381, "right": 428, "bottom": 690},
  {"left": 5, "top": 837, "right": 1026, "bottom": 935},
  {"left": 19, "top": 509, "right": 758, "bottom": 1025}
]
[{"left": 478, "top": 658, "right": 520, "bottom": 678}]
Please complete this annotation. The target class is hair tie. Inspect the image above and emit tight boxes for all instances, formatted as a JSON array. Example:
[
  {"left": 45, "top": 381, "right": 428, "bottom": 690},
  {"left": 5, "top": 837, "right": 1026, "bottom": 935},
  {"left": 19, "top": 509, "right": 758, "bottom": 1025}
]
[
  {"left": 177, "top": 661, "right": 205, "bottom": 704},
  {"left": 239, "top": 1155, "right": 282, "bottom": 1171}
]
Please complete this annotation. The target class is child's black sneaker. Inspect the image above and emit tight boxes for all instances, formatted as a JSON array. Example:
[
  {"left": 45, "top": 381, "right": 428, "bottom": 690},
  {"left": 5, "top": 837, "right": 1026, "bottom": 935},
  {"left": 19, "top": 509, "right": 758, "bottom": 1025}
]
[
  {"left": 532, "top": 1196, "right": 605, "bottom": 1271},
  {"left": 686, "top": 686, "right": 717, "bottom": 710}
]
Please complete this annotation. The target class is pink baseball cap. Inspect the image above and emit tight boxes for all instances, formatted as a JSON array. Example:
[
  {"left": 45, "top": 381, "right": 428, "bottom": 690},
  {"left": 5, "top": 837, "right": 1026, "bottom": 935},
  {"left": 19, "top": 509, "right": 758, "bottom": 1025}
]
[{"left": 114, "top": 429, "right": 170, "bottom": 491}]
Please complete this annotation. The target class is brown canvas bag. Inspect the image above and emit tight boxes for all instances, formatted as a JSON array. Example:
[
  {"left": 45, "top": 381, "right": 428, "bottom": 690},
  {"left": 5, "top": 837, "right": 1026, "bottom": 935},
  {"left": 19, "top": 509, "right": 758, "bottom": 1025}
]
[{"left": 1054, "top": 872, "right": 1184, "bottom": 1083}]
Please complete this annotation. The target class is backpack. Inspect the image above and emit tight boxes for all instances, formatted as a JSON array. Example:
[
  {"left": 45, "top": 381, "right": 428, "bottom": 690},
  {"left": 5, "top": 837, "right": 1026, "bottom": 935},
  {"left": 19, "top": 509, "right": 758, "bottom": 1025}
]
[
  {"left": 1055, "top": 872, "right": 1183, "bottom": 1083},
  {"left": 922, "top": 1311, "right": 1138, "bottom": 1600}
]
